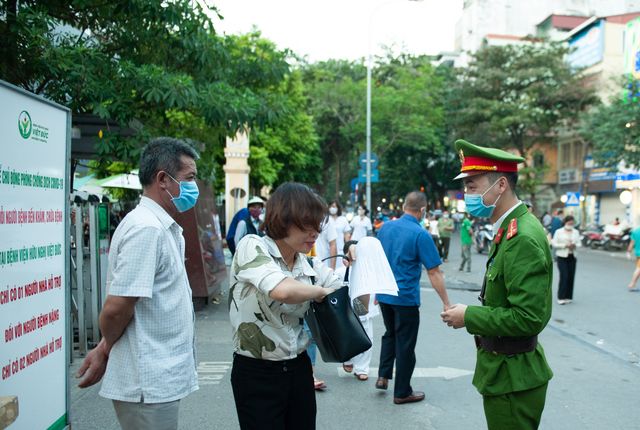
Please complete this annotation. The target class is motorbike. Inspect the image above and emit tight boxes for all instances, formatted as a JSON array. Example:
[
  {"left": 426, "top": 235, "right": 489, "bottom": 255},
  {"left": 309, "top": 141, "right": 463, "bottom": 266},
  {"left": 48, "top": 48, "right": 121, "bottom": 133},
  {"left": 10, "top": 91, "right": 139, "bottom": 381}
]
[
  {"left": 589, "top": 226, "right": 631, "bottom": 251},
  {"left": 602, "top": 227, "right": 631, "bottom": 251},
  {"left": 473, "top": 220, "right": 493, "bottom": 254},
  {"left": 580, "top": 224, "right": 604, "bottom": 248}
]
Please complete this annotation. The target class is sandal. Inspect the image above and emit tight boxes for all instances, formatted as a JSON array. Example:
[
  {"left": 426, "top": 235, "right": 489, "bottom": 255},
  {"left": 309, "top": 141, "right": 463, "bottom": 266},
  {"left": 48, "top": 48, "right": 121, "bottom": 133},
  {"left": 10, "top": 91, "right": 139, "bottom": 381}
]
[
  {"left": 314, "top": 379, "right": 327, "bottom": 391},
  {"left": 342, "top": 363, "right": 353, "bottom": 373},
  {"left": 355, "top": 373, "right": 368, "bottom": 381}
]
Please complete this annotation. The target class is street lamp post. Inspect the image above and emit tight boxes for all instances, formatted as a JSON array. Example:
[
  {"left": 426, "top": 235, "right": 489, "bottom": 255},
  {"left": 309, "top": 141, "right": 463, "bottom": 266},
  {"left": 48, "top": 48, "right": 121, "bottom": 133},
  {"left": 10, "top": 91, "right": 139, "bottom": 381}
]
[{"left": 365, "top": 0, "right": 423, "bottom": 214}]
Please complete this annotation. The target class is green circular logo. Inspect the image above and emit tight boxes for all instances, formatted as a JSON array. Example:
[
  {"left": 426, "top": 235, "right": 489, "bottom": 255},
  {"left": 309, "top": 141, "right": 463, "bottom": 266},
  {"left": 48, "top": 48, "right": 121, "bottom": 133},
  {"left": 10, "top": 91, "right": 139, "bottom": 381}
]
[{"left": 18, "top": 110, "right": 32, "bottom": 139}]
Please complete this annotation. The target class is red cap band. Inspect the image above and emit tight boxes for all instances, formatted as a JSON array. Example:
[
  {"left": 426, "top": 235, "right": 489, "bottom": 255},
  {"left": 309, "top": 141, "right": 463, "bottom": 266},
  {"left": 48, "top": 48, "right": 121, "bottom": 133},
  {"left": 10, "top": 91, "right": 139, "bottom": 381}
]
[{"left": 461, "top": 156, "right": 518, "bottom": 173}]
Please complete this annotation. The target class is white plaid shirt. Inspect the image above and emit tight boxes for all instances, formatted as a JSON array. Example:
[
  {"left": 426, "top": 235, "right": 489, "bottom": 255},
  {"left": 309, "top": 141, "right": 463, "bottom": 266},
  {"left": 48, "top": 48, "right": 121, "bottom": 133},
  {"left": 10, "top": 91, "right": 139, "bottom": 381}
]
[{"left": 99, "top": 197, "right": 198, "bottom": 403}]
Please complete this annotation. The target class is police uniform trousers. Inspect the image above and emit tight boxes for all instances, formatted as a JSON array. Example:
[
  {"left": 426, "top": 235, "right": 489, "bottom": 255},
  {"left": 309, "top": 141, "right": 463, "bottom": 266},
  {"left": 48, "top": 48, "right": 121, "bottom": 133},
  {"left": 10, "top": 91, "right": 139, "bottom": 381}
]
[{"left": 482, "top": 382, "right": 548, "bottom": 430}]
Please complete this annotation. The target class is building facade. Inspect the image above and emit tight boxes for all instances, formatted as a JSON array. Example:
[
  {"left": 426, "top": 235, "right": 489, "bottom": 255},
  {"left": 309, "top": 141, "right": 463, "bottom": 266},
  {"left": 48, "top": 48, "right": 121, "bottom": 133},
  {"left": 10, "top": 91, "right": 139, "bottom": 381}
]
[
  {"left": 559, "top": 13, "right": 640, "bottom": 227},
  {"left": 454, "top": 0, "right": 639, "bottom": 66}
]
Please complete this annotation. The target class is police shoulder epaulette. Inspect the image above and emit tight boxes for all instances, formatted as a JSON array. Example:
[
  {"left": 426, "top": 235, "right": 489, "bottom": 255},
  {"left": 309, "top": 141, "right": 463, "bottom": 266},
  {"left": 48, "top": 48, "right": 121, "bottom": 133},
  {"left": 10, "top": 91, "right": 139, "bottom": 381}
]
[{"left": 506, "top": 218, "right": 518, "bottom": 240}]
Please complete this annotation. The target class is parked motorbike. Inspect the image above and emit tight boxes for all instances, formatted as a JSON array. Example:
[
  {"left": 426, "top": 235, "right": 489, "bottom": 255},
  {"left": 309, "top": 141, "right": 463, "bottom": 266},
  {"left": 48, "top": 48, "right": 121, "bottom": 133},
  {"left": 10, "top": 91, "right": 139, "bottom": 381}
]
[
  {"left": 589, "top": 227, "right": 631, "bottom": 251},
  {"left": 603, "top": 227, "right": 631, "bottom": 251},
  {"left": 473, "top": 220, "right": 493, "bottom": 254},
  {"left": 581, "top": 224, "right": 604, "bottom": 248}
]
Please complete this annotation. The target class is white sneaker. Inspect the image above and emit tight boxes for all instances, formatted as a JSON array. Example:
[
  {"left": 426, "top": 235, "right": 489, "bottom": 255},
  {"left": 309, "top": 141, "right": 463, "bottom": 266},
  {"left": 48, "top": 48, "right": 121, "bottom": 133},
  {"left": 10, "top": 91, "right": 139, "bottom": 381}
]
[{"left": 557, "top": 299, "right": 567, "bottom": 305}]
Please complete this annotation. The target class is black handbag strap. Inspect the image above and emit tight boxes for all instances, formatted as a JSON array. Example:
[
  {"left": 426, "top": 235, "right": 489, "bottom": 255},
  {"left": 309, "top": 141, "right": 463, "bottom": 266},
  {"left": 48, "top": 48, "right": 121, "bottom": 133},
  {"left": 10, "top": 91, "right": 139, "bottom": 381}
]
[{"left": 320, "top": 254, "right": 350, "bottom": 284}]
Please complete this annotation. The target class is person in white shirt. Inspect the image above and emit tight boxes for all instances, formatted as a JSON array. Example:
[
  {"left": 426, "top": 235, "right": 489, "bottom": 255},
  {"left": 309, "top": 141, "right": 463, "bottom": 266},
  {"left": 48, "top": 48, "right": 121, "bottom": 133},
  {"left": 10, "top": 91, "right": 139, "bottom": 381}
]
[
  {"left": 552, "top": 215, "right": 581, "bottom": 305},
  {"left": 348, "top": 205, "right": 372, "bottom": 241},
  {"left": 76, "top": 138, "right": 200, "bottom": 430},
  {"left": 328, "top": 200, "right": 351, "bottom": 269},
  {"left": 342, "top": 237, "right": 399, "bottom": 381},
  {"left": 314, "top": 217, "right": 337, "bottom": 269},
  {"left": 428, "top": 215, "right": 442, "bottom": 257}
]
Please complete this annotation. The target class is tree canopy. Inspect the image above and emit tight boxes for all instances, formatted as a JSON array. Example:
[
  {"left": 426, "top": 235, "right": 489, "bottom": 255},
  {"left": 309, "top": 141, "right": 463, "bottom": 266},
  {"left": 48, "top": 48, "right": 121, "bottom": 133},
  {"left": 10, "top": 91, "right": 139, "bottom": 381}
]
[
  {"left": 581, "top": 80, "right": 640, "bottom": 169},
  {"left": 1, "top": 0, "right": 295, "bottom": 183},
  {"left": 301, "top": 54, "right": 456, "bottom": 206},
  {"left": 449, "top": 42, "right": 598, "bottom": 197}
]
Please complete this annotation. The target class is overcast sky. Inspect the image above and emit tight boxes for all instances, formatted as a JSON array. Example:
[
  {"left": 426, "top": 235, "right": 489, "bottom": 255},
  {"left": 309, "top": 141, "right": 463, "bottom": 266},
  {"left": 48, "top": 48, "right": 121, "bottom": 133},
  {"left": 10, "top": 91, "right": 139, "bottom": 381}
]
[{"left": 208, "top": 0, "right": 464, "bottom": 62}]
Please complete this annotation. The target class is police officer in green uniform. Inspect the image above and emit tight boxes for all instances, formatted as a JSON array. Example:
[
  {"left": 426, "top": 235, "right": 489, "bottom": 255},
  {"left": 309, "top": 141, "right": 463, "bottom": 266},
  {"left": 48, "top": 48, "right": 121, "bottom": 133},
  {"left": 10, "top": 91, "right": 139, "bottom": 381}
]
[{"left": 441, "top": 139, "right": 553, "bottom": 430}]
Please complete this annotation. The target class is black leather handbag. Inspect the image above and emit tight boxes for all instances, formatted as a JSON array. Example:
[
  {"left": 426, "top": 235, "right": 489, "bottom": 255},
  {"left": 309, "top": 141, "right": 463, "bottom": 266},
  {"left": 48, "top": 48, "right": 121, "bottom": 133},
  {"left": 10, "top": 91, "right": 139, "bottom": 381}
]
[{"left": 304, "top": 265, "right": 372, "bottom": 363}]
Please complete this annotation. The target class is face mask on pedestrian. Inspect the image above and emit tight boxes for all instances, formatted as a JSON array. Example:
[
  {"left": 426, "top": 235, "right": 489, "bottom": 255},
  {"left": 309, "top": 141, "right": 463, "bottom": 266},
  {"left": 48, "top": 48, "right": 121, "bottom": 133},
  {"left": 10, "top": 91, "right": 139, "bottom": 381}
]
[
  {"left": 564, "top": 223, "right": 574, "bottom": 231},
  {"left": 165, "top": 173, "right": 199, "bottom": 212},
  {"left": 329, "top": 207, "right": 338, "bottom": 215},
  {"left": 464, "top": 178, "right": 502, "bottom": 218},
  {"left": 249, "top": 207, "right": 263, "bottom": 220},
  {"left": 443, "top": 213, "right": 450, "bottom": 219},
  {"left": 357, "top": 208, "right": 365, "bottom": 216}
]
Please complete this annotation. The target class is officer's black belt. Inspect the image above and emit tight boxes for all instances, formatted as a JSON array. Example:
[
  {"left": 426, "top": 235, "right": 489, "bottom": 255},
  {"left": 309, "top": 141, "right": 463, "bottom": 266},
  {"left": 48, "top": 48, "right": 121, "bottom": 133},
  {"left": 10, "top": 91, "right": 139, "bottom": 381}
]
[{"left": 474, "top": 335, "right": 537, "bottom": 355}]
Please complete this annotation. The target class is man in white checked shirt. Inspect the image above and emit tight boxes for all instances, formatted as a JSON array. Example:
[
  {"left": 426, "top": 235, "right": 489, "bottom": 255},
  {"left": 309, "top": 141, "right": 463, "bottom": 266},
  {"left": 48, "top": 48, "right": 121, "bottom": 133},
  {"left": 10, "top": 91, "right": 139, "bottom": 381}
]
[{"left": 76, "top": 137, "right": 200, "bottom": 430}]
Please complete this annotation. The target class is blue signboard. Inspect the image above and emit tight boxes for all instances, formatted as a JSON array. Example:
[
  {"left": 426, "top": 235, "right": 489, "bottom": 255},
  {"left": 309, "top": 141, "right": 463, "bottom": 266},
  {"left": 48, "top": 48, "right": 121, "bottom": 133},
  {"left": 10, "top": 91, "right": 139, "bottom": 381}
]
[
  {"left": 358, "top": 169, "right": 379, "bottom": 183},
  {"left": 358, "top": 152, "right": 379, "bottom": 169},
  {"left": 567, "top": 19, "right": 604, "bottom": 69},
  {"left": 589, "top": 168, "right": 617, "bottom": 181},
  {"left": 565, "top": 192, "right": 580, "bottom": 207}
]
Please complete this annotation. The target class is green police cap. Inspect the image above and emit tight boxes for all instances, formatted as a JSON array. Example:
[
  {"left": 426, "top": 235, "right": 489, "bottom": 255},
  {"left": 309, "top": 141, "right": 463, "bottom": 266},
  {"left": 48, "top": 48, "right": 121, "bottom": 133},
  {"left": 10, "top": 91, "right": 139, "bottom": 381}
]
[{"left": 453, "top": 139, "right": 525, "bottom": 180}]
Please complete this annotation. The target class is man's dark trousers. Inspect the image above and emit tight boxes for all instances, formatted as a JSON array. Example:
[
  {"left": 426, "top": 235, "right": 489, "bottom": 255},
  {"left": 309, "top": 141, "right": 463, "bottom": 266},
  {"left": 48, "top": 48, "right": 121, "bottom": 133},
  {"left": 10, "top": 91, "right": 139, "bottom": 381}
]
[{"left": 378, "top": 302, "right": 420, "bottom": 398}]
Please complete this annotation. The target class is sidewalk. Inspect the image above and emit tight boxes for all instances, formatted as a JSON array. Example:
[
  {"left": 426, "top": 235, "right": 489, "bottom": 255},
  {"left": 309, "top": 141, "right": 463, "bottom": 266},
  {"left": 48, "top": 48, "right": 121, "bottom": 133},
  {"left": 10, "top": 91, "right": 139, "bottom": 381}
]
[{"left": 67, "top": 234, "right": 640, "bottom": 429}]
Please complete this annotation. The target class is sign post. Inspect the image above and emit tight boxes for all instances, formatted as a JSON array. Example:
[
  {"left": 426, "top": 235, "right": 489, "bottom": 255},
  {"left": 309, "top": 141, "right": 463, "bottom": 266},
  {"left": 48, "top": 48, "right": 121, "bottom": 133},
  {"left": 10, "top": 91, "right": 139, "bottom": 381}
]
[{"left": 0, "top": 80, "right": 71, "bottom": 429}]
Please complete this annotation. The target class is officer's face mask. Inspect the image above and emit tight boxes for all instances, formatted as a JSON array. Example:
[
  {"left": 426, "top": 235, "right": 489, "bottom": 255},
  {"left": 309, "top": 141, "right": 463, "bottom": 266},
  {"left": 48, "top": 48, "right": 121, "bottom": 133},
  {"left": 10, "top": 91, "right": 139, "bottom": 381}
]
[
  {"left": 464, "top": 178, "right": 502, "bottom": 218},
  {"left": 165, "top": 173, "right": 199, "bottom": 212}
]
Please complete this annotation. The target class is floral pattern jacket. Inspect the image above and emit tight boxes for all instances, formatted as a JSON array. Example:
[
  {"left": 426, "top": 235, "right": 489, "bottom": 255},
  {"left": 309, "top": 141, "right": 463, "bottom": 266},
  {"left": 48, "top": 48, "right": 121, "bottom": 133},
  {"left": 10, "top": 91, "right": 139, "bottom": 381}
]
[{"left": 229, "top": 234, "right": 342, "bottom": 360}]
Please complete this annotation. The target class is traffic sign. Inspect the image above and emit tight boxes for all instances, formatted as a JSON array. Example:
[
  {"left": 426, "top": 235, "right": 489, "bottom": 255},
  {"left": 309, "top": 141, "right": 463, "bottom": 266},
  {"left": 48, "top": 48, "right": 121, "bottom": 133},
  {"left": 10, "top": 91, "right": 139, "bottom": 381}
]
[
  {"left": 358, "top": 169, "right": 379, "bottom": 183},
  {"left": 565, "top": 192, "right": 580, "bottom": 207},
  {"left": 359, "top": 152, "right": 379, "bottom": 169}
]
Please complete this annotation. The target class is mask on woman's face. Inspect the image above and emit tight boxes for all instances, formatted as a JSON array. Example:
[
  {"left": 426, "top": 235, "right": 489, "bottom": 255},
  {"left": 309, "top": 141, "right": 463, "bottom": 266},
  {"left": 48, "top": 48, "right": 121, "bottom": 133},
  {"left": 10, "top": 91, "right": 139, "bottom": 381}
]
[
  {"left": 329, "top": 207, "right": 338, "bottom": 215},
  {"left": 564, "top": 224, "right": 574, "bottom": 231},
  {"left": 357, "top": 208, "right": 365, "bottom": 216}
]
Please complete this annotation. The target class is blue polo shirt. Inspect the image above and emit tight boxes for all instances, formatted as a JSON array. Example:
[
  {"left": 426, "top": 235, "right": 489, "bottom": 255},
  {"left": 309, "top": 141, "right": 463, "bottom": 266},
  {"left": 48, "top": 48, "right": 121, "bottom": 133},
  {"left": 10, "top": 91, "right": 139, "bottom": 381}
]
[{"left": 376, "top": 214, "right": 442, "bottom": 307}]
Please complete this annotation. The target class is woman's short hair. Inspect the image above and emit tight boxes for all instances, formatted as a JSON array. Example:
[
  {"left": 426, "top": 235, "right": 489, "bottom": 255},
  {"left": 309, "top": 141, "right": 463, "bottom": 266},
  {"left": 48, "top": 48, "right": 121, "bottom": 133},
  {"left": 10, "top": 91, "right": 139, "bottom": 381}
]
[
  {"left": 563, "top": 215, "right": 575, "bottom": 225},
  {"left": 262, "top": 182, "right": 328, "bottom": 240}
]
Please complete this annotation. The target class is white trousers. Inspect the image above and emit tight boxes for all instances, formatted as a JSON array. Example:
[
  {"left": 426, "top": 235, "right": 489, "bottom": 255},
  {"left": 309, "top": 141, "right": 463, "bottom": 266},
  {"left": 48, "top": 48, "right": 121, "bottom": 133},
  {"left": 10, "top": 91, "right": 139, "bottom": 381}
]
[
  {"left": 113, "top": 399, "right": 180, "bottom": 430},
  {"left": 344, "top": 316, "right": 374, "bottom": 375}
]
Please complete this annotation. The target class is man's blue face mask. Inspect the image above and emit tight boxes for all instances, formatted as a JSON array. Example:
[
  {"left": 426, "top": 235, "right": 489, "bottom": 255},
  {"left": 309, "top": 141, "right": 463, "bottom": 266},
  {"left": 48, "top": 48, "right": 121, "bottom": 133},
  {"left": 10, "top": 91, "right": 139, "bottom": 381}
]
[
  {"left": 165, "top": 173, "right": 199, "bottom": 212},
  {"left": 464, "top": 178, "right": 502, "bottom": 218}
]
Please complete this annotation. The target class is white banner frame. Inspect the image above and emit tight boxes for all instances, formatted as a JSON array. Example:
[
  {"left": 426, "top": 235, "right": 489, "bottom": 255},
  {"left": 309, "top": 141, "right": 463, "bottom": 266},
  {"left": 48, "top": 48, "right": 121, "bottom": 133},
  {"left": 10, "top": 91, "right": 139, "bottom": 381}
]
[{"left": 0, "top": 79, "right": 71, "bottom": 430}]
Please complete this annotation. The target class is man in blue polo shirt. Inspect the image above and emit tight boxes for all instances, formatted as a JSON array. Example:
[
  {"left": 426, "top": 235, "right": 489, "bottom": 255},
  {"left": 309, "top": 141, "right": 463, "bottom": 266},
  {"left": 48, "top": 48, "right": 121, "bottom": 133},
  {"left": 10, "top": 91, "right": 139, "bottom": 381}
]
[{"left": 375, "top": 191, "right": 451, "bottom": 404}]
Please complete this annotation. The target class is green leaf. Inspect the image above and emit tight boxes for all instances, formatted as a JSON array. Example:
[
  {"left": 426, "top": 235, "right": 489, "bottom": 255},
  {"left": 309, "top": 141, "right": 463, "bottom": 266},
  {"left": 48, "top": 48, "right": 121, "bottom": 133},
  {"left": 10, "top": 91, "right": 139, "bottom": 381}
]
[{"left": 237, "top": 322, "right": 276, "bottom": 359}]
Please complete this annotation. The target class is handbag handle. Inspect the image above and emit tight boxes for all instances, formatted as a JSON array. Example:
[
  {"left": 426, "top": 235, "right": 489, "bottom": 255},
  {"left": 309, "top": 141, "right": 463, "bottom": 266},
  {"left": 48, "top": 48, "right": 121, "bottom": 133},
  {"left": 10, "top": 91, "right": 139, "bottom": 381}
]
[{"left": 320, "top": 255, "right": 350, "bottom": 284}]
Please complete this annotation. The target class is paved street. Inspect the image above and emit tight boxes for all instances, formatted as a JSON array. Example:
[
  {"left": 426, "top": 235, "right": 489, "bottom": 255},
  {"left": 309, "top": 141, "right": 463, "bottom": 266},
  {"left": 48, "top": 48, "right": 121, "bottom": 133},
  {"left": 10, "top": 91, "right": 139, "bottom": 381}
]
[{"left": 69, "top": 232, "right": 640, "bottom": 429}]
